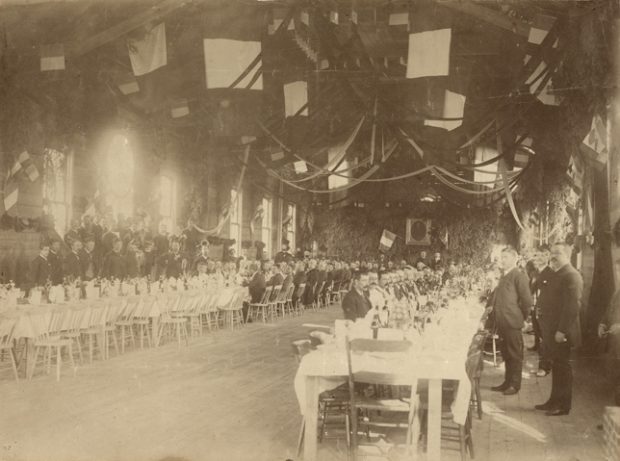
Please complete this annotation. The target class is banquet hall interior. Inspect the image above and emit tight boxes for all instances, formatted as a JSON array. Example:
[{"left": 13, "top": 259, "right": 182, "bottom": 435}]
[{"left": 0, "top": 0, "right": 619, "bottom": 460}]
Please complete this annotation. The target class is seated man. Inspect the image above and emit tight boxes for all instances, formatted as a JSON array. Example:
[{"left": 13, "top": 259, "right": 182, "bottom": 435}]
[{"left": 341, "top": 271, "right": 371, "bottom": 321}]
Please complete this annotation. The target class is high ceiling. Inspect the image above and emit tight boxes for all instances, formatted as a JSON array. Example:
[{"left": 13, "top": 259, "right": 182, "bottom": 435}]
[{"left": 0, "top": 0, "right": 611, "bottom": 207}]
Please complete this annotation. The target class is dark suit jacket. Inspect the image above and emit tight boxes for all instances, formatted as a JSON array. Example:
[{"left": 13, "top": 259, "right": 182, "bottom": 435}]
[
  {"left": 342, "top": 288, "right": 371, "bottom": 321},
  {"left": 101, "top": 251, "right": 127, "bottom": 280},
  {"left": 282, "top": 274, "right": 294, "bottom": 294},
  {"left": 48, "top": 251, "right": 64, "bottom": 285},
  {"left": 79, "top": 249, "right": 96, "bottom": 281},
  {"left": 125, "top": 251, "right": 139, "bottom": 279},
  {"left": 493, "top": 267, "right": 533, "bottom": 330},
  {"left": 30, "top": 255, "right": 51, "bottom": 287},
  {"left": 64, "top": 252, "right": 81, "bottom": 280},
  {"left": 158, "top": 252, "right": 183, "bottom": 279},
  {"left": 538, "top": 264, "right": 583, "bottom": 348},
  {"left": 249, "top": 271, "right": 266, "bottom": 303},
  {"left": 292, "top": 271, "right": 307, "bottom": 302},
  {"left": 304, "top": 268, "right": 318, "bottom": 305},
  {"left": 268, "top": 273, "right": 284, "bottom": 287}
]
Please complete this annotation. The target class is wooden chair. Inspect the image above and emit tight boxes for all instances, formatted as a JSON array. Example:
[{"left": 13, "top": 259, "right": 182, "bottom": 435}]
[
  {"left": 29, "top": 310, "right": 76, "bottom": 382},
  {"left": 468, "top": 330, "right": 489, "bottom": 420},
  {"left": 292, "top": 339, "right": 350, "bottom": 457},
  {"left": 133, "top": 296, "right": 157, "bottom": 348},
  {"left": 60, "top": 304, "right": 87, "bottom": 364},
  {"left": 81, "top": 300, "right": 108, "bottom": 363},
  {"left": 0, "top": 317, "right": 19, "bottom": 381},
  {"left": 330, "top": 281, "right": 343, "bottom": 305},
  {"left": 292, "top": 283, "right": 306, "bottom": 316},
  {"left": 201, "top": 291, "right": 220, "bottom": 332},
  {"left": 103, "top": 301, "right": 122, "bottom": 359},
  {"left": 345, "top": 338, "right": 419, "bottom": 461},
  {"left": 246, "top": 286, "right": 272, "bottom": 323},
  {"left": 274, "top": 284, "right": 291, "bottom": 318},
  {"left": 218, "top": 290, "right": 246, "bottom": 330},
  {"left": 313, "top": 281, "right": 325, "bottom": 310},
  {"left": 158, "top": 293, "right": 190, "bottom": 348},
  {"left": 267, "top": 285, "right": 282, "bottom": 321},
  {"left": 282, "top": 284, "right": 296, "bottom": 316},
  {"left": 115, "top": 297, "right": 139, "bottom": 354}
]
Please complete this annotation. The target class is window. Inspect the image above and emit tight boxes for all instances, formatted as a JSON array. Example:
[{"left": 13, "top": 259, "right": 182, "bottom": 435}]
[
  {"left": 159, "top": 175, "right": 176, "bottom": 231},
  {"left": 229, "top": 188, "right": 243, "bottom": 256},
  {"left": 43, "top": 148, "right": 71, "bottom": 236},
  {"left": 284, "top": 203, "right": 296, "bottom": 252},
  {"left": 106, "top": 134, "right": 134, "bottom": 219},
  {"left": 261, "top": 197, "right": 273, "bottom": 258}
]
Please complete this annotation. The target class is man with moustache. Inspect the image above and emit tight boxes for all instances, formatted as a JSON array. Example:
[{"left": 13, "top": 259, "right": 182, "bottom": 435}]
[
  {"left": 342, "top": 271, "right": 372, "bottom": 321},
  {"left": 490, "top": 247, "right": 533, "bottom": 395},
  {"left": 535, "top": 243, "right": 582, "bottom": 416}
]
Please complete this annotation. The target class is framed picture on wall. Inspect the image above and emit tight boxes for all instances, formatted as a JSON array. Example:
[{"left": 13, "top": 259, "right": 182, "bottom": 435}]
[{"left": 406, "top": 218, "right": 431, "bottom": 245}]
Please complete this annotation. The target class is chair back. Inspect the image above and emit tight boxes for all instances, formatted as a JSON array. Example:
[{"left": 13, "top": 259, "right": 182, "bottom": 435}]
[
  {"left": 293, "top": 283, "right": 306, "bottom": 302},
  {"left": 269, "top": 285, "right": 282, "bottom": 303},
  {"left": 284, "top": 284, "right": 295, "bottom": 302},
  {"left": 0, "top": 317, "right": 17, "bottom": 347},
  {"left": 258, "top": 286, "right": 273, "bottom": 305},
  {"left": 314, "top": 281, "right": 325, "bottom": 303},
  {"left": 345, "top": 338, "right": 414, "bottom": 386},
  {"left": 275, "top": 284, "right": 289, "bottom": 303},
  {"left": 466, "top": 330, "right": 489, "bottom": 380}
]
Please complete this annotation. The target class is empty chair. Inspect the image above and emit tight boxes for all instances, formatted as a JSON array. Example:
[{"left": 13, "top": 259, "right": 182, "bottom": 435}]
[
  {"left": 81, "top": 300, "right": 108, "bottom": 363},
  {"left": 218, "top": 290, "right": 246, "bottom": 330},
  {"left": 29, "top": 309, "right": 76, "bottom": 382},
  {"left": 0, "top": 317, "right": 19, "bottom": 381},
  {"left": 267, "top": 285, "right": 282, "bottom": 321},
  {"left": 115, "top": 297, "right": 139, "bottom": 354}
]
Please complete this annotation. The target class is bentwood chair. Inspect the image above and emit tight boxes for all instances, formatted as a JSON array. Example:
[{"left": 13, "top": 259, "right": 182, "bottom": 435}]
[
  {"left": 246, "top": 286, "right": 272, "bottom": 323},
  {"left": 282, "top": 284, "right": 296, "bottom": 316},
  {"left": 0, "top": 317, "right": 19, "bottom": 381},
  {"left": 81, "top": 300, "right": 108, "bottom": 363},
  {"left": 346, "top": 338, "right": 419, "bottom": 461},
  {"left": 60, "top": 304, "right": 87, "bottom": 364},
  {"left": 115, "top": 297, "right": 139, "bottom": 354}
]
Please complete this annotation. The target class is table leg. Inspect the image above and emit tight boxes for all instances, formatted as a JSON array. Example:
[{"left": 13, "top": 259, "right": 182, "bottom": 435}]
[
  {"left": 152, "top": 317, "right": 160, "bottom": 347},
  {"left": 304, "top": 375, "right": 319, "bottom": 461},
  {"left": 427, "top": 378, "right": 442, "bottom": 460}
]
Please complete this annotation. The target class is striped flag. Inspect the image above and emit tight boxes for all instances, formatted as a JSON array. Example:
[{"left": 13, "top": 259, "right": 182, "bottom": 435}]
[{"left": 379, "top": 229, "right": 397, "bottom": 252}]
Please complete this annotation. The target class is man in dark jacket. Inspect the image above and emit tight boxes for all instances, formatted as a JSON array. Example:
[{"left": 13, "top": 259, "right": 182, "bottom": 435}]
[
  {"left": 101, "top": 239, "right": 126, "bottom": 280},
  {"left": 341, "top": 271, "right": 371, "bottom": 321},
  {"left": 158, "top": 238, "right": 184, "bottom": 279},
  {"left": 491, "top": 247, "right": 533, "bottom": 395},
  {"left": 535, "top": 243, "right": 582, "bottom": 416},
  {"left": 30, "top": 242, "right": 51, "bottom": 288},
  {"left": 48, "top": 239, "right": 64, "bottom": 285},
  {"left": 248, "top": 262, "right": 267, "bottom": 304},
  {"left": 64, "top": 239, "right": 83, "bottom": 280},
  {"left": 79, "top": 236, "right": 97, "bottom": 281}
]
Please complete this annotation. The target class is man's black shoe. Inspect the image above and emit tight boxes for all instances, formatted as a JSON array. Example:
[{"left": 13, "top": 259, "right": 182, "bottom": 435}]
[
  {"left": 545, "top": 408, "right": 570, "bottom": 416},
  {"left": 491, "top": 383, "right": 509, "bottom": 392},
  {"left": 503, "top": 386, "right": 519, "bottom": 396},
  {"left": 534, "top": 402, "right": 554, "bottom": 411}
]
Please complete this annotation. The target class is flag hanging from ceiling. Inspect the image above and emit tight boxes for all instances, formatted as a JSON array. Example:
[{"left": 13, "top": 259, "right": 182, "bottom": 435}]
[
  {"left": 170, "top": 99, "right": 189, "bottom": 118},
  {"left": 388, "top": 10, "right": 409, "bottom": 27},
  {"left": 567, "top": 155, "right": 584, "bottom": 194},
  {"left": 474, "top": 146, "right": 499, "bottom": 188},
  {"left": 293, "top": 160, "right": 308, "bottom": 174},
  {"left": 283, "top": 81, "right": 308, "bottom": 117},
  {"left": 406, "top": 29, "right": 451, "bottom": 79},
  {"left": 528, "top": 14, "right": 557, "bottom": 47},
  {"left": 118, "top": 74, "right": 140, "bottom": 95},
  {"left": 580, "top": 114, "right": 608, "bottom": 168},
  {"left": 128, "top": 23, "right": 167, "bottom": 77},
  {"left": 24, "top": 163, "right": 39, "bottom": 182},
  {"left": 424, "top": 90, "right": 466, "bottom": 131},
  {"left": 379, "top": 229, "right": 397, "bottom": 252},
  {"left": 9, "top": 151, "right": 29, "bottom": 177},
  {"left": 203, "top": 4, "right": 266, "bottom": 91},
  {"left": 40, "top": 44, "right": 65, "bottom": 71}
]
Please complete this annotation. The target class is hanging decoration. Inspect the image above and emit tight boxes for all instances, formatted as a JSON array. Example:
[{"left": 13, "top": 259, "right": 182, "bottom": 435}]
[{"left": 127, "top": 23, "right": 167, "bottom": 76}]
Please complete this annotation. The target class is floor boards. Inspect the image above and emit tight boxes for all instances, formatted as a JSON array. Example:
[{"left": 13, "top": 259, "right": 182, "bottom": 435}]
[{"left": 0, "top": 307, "right": 610, "bottom": 461}]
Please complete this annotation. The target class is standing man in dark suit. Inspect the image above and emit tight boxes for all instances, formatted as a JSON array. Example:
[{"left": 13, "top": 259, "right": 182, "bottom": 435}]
[
  {"left": 101, "top": 239, "right": 127, "bottom": 280},
  {"left": 30, "top": 242, "right": 51, "bottom": 288},
  {"left": 48, "top": 239, "right": 64, "bottom": 285},
  {"left": 79, "top": 236, "right": 97, "bottom": 281},
  {"left": 248, "top": 262, "right": 267, "bottom": 304},
  {"left": 341, "top": 272, "right": 372, "bottom": 321},
  {"left": 491, "top": 247, "right": 533, "bottom": 395},
  {"left": 158, "top": 238, "right": 184, "bottom": 279},
  {"left": 535, "top": 243, "right": 583, "bottom": 416},
  {"left": 64, "top": 239, "right": 82, "bottom": 281}
]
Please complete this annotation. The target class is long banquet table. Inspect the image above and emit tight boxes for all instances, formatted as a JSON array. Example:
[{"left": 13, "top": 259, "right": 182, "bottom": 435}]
[
  {"left": 294, "top": 297, "right": 485, "bottom": 461},
  {"left": 0, "top": 284, "right": 246, "bottom": 378}
]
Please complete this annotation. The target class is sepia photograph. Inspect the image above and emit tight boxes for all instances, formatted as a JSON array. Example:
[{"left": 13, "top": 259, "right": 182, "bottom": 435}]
[{"left": 0, "top": 0, "right": 617, "bottom": 460}]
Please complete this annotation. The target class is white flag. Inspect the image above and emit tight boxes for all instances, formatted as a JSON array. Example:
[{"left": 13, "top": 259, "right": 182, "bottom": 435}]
[
  {"left": 203, "top": 39, "right": 262, "bottom": 90},
  {"left": 424, "top": 90, "right": 466, "bottom": 131},
  {"left": 406, "top": 29, "right": 451, "bottom": 79},
  {"left": 128, "top": 23, "right": 167, "bottom": 76},
  {"left": 284, "top": 81, "right": 308, "bottom": 117}
]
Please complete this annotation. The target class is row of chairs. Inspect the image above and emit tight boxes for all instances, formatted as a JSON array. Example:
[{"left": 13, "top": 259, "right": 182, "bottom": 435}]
[
  {"left": 246, "top": 279, "right": 352, "bottom": 324},
  {"left": 292, "top": 329, "right": 490, "bottom": 460},
  {"left": 0, "top": 289, "right": 248, "bottom": 382}
]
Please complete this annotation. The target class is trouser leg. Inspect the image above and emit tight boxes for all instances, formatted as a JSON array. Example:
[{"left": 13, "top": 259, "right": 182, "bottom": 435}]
[
  {"left": 500, "top": 327, "right": 523, "bottom": 389},
  {"left": 550, "top": 341, "right": 572, "bottom": 410}
]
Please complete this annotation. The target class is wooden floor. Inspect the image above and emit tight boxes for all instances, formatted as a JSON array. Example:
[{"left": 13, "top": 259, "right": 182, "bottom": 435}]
[{"left": 0, "top": 306, "right": 609, "bottom": 461}]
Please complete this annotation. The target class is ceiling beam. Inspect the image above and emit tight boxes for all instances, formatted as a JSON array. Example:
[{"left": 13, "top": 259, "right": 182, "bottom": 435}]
[
  {"left": 66, "top": 0, "right": 189, "bottom": 57},
  {"left": 438, "top": 2, "right": 531, "bottom": 38}
]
